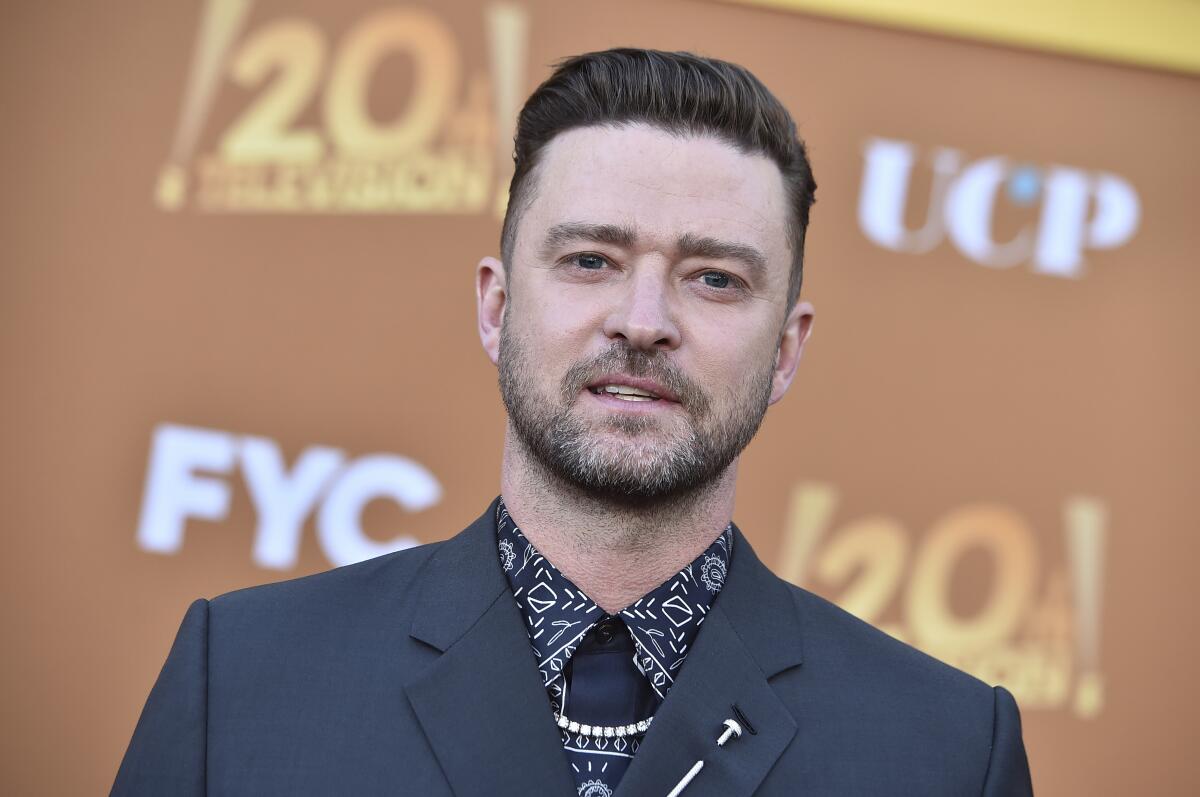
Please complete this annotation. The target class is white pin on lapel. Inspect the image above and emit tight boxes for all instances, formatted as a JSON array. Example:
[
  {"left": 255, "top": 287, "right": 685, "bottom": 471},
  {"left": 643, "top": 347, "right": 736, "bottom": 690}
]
[
  {"left": 664, "top": 718, "right": 744, "bottom": 797},
  {"left": 717, "top": 719, "right": 744, "bottom": 746}
]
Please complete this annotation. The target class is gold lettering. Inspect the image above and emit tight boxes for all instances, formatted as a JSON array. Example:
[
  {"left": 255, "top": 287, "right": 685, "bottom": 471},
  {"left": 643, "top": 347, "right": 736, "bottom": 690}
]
[
  {"left": 906, "top": 504, "right": 1037, "bottom": 653},
  {"left": 220, "top": 19, "right": 328, "bottom": 163},
  {"left": 324, "top": 8, "right": 460, "bottom": 156},
  {"left": 816, "top": 516, "right": 909, "bottom": 624}
]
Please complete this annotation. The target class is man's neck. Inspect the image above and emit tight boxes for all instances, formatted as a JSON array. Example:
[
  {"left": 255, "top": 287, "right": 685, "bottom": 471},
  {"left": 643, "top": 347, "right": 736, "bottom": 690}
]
[{"left": 498, "top": 430, "right": 738, "bottom": 614}]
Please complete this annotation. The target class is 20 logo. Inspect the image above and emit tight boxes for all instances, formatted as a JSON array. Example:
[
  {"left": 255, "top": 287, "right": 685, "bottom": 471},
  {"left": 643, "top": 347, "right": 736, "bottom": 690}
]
[
  {"left": 779, "top": 483, "right": 1107, "bottom": 717},
  {"left": 156, "top": 1, "right": 529, "bottom": 213}
]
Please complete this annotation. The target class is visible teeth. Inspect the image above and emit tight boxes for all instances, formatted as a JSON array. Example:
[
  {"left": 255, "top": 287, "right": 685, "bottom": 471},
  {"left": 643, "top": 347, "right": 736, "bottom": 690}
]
[{"left": 599, "top": 384, "right": 658, "bottom": 398}]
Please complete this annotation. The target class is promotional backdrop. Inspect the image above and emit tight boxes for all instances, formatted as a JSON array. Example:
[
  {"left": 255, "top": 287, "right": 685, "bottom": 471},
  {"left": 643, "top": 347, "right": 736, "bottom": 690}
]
[{"left": 4, "top": 1, "right": 1198, "bottom": 794}]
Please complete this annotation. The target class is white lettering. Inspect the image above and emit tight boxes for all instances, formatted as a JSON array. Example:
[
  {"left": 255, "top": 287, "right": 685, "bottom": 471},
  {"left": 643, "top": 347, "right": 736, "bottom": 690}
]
[
  {"left": 858, "top": 136, "right": 1140, "bottom": 277},
  {"left": 136, "top": 424, "right": 442, "bottom": 569},
  {"left": 240, "top": 435, "right": 346, "bottom": 570},
  {"left": 316, "top": 454, "right": 440, "bottom": 566},
  {"left": 1035, "top": 169, "right": 1140, "bottom": 277},
  {"left": 136, "top": 424, "right": 236, "bottom": 554},
  {"left": 858, "top": 138, "right": 959, "bottom": 254},
  {"left": 944, "top": 156, "right": 1033, "bottom": 269}
]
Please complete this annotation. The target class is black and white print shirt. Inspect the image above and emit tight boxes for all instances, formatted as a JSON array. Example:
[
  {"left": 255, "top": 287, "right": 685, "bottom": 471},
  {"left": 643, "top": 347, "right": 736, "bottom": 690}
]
[{"left": 496, "top": 499, "right": 732, "bottom": 796}]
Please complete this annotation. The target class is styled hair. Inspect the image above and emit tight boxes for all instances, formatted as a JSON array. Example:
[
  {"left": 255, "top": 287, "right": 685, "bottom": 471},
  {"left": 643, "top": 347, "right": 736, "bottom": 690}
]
[{"left": 501, "top": 48, "right": 817, "bottom": 306}]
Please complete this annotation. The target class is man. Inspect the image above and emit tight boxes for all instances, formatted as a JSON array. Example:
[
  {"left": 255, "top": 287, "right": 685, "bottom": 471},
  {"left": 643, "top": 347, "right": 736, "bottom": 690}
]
[{"left": 114, "top": 49, "right": 1033, "bottom": 796}]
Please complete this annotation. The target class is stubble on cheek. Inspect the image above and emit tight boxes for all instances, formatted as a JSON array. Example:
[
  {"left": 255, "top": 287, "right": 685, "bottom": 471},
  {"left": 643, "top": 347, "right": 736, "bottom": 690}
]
[{"left": 497, "top": 309, "right": 776, "bottom": 504}]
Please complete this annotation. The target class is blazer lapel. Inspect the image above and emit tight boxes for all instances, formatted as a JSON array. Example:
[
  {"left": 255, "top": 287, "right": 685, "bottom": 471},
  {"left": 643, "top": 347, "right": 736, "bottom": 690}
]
[
  {"left": 404, "top": 501, "right": 576, "bottom": 797},
  {"left": 616, "top": 527, "right": 805, "bottom": 797}
]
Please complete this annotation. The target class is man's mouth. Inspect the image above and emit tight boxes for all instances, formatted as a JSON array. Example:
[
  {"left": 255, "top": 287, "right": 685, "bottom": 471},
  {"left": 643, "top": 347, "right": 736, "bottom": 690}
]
[
  {"left": 583, "top": 374, "right": 680, "bottom": 405},
  {"left": 588, "top": 384, "right": 662, "bottom": 402}
]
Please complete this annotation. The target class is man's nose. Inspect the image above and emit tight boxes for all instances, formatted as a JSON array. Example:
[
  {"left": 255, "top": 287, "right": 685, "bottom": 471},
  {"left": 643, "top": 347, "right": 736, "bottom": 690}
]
[{"left": 602, "top": 269, "right": 681, "bottom": 351}]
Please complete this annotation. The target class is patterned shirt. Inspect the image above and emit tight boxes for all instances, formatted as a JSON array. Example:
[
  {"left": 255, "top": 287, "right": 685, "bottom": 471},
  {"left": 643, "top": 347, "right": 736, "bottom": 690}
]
[{"left": 496, "top": 499, "right": 732, "bottom": 796}]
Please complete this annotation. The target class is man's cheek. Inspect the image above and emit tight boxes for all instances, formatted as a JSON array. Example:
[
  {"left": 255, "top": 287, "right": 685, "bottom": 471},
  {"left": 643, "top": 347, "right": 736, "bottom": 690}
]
[{"left": 687, "top": 354, "right": 735, "bottom": 389}]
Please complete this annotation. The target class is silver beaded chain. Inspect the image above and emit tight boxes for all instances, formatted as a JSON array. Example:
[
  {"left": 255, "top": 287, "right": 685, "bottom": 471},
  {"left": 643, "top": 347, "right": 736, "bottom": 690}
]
[{"left": 554, "top": 711, "right": 654, "bottom": 739}]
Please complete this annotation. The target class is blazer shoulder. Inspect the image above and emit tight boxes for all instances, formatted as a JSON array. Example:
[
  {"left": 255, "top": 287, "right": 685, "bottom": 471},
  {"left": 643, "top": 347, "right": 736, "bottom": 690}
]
[
  {"left": 778, "top": 581, "right": 1015, "bottom": 788},
  {"left": 209, "top": 536, "right": 446, "bottom": 618},
  {"left": 202, "top": 501, "right": 502, "bottom": 649},
  {"left": 786, "top": 581, "right": 995, "bottom": 704}
]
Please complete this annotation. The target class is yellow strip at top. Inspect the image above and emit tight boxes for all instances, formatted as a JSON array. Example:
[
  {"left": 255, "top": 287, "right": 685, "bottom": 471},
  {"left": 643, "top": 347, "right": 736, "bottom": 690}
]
[{"left": 722, "top": 0, "right": 1200, "bottom": 76}]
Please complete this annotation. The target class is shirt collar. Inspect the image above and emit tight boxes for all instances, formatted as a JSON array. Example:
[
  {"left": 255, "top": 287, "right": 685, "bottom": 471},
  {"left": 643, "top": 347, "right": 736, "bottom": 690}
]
[{"left": 496, "top": 498, "right": 733, "bottom": 703}]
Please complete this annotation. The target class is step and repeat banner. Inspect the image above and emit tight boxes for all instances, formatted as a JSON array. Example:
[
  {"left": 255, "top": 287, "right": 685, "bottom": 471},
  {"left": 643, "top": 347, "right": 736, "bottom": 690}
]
[{"left": 4, "top": 1, "right": 1197, "bottom": 794}]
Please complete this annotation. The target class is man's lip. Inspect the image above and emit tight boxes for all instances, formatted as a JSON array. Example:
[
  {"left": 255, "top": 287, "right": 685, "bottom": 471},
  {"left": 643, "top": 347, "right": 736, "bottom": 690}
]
[{"left": 584, "top": 374, "right": 680, "bottom": 403}]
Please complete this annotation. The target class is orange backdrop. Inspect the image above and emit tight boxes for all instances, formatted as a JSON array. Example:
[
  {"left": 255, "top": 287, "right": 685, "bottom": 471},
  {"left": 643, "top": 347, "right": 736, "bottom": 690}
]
[{"left": 3, "top": 1, "right": 1198, "bottom": 794}]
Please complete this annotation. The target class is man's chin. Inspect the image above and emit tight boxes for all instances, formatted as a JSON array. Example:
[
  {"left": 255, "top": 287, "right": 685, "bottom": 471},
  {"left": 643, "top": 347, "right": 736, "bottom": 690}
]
[
  {"left": 515, "top": 421, "right": 728, "bottom": 505},
  {"left": 577, "top": 425, "right": 692, "bottom": 456},
  {"left": 573, "top": 406, "right": 688, "bottom": 435}
]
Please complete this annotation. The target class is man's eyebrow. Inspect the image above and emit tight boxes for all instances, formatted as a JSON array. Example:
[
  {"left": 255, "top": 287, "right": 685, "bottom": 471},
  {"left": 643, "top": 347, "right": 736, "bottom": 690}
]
[
  {"left": 541, "top": 222, "right": 638, "bottom": 255},
  {"left": 676, "top": 232, "right": 768, "bottom": 280}
]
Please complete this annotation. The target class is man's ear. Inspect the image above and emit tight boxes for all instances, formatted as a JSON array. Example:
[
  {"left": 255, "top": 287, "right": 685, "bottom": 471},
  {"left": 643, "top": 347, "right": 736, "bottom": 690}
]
[
  {"left": 769, "top": 300, "right": 814, "bottom": 405},
  {"left": 476, "top": 256, "right": 508, "bottom": 366}
]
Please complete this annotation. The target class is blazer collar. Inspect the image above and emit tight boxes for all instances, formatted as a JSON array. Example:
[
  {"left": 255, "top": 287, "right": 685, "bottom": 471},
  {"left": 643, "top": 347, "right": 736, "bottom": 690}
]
[
  {"left": 404, "top": 506, "right": 806, "bottom": 797},
  {"left": 408, "top": 497, "right": 510, "bottom": 653},
  {"left": 404, "top": 498, "right": 577, "bottom": 796},
  {"left": 615, "top": 525, "right": 805, "bottom": 797},
  {"left": 711, "top": 524, "right": 805, "bottom": 678}
]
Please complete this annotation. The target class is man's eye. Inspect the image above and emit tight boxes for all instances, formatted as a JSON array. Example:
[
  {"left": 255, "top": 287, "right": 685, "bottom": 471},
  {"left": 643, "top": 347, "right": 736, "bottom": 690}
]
[
  {"left": 700, "top": 271, "right": 731, "bottom": 289},
  {"left": 572, "top": 253, "right": 607, "bottom": 270}
]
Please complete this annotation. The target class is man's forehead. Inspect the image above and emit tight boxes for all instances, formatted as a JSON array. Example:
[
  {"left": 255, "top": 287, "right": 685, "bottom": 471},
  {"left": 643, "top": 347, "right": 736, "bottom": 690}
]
[{"left": 522, "top": 124, "right": 791, "bottom": 260}]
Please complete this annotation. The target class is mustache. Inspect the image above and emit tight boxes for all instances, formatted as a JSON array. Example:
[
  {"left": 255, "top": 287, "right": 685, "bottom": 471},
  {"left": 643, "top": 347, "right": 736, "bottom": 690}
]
[{"left": 560, "top": 343, "right": 709, "bottom": 415}]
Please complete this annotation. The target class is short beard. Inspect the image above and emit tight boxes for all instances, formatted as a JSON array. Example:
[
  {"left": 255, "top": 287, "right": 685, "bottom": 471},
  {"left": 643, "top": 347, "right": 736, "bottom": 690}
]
[{"left": 498, "top": 326, "right": 775, "bottom": 507}]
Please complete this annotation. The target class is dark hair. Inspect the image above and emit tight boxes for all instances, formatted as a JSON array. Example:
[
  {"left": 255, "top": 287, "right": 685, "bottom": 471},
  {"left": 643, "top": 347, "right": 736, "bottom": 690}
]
[{"left": 501, "top": 48, "right": 817, "bottom": 307}]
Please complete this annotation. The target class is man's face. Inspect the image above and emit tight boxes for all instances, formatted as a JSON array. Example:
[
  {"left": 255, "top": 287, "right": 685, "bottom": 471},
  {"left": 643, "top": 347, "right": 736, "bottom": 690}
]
[{"left": 480, "top": 123, "right": 812, "bottom": 504}]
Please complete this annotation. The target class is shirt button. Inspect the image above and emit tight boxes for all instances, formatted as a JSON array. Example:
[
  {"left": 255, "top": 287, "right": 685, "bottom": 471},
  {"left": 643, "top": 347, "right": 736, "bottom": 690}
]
[{"left": 595, "top": 620, "right": 617, "bottom": 645}]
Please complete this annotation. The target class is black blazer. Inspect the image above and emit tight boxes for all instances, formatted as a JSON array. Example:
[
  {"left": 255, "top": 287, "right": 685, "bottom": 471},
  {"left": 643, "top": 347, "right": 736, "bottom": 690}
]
[{"left": 113, "top": 500, "right": 1033, "bottom": 796}]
